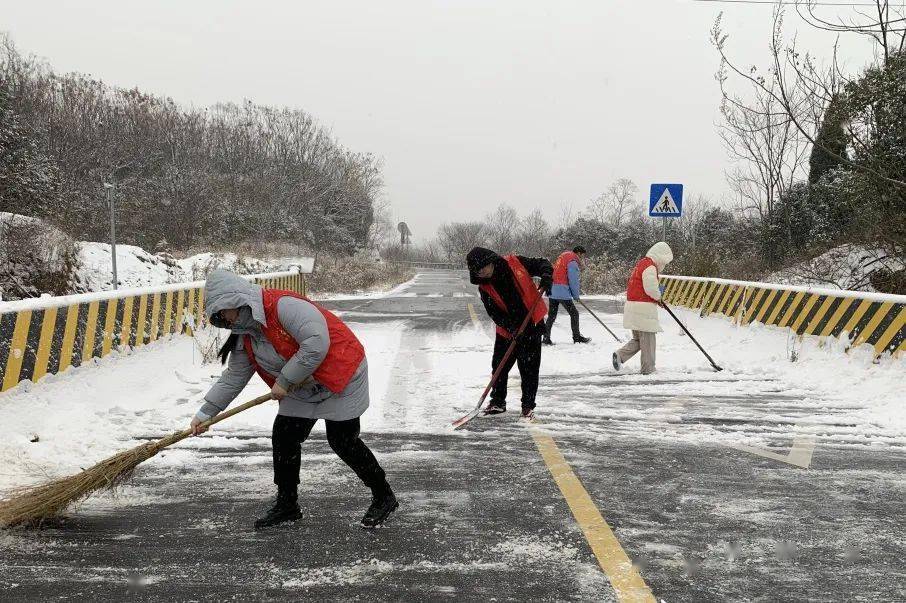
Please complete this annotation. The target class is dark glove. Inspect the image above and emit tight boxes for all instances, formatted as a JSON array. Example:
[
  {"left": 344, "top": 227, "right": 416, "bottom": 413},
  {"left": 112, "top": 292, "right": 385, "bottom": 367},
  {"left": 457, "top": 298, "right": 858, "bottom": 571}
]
[{"left": 540, "top": 275, "right": 553, "bottom": 295}]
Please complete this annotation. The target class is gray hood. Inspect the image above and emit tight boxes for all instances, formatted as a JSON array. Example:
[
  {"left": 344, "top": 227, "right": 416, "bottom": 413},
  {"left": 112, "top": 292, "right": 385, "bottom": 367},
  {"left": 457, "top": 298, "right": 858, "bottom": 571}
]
[{"left": 204, "top": 269, "right": 267, "bottom": 329}]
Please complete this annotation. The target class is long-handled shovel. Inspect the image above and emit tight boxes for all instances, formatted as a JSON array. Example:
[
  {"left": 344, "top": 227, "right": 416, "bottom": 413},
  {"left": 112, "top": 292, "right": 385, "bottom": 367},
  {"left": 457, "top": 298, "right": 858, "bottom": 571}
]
[
  {"left": 660, "top": 301, "right": 724, "bottom": 371},
  {"left": 577, "top": 299, "right": 622, "bottom": 343},
  {"left": 452, "top": 288, "right": 545, "bottom": 430},
  {"left": 0, "top": 390, "right": 278, "bottom": 528}
]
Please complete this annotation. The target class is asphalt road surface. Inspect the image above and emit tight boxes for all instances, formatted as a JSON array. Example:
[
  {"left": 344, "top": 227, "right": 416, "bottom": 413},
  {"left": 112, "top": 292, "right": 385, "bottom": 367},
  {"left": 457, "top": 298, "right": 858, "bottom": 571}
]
[{"left": 1, "top": 270, "right": 903, "bottom": 602}]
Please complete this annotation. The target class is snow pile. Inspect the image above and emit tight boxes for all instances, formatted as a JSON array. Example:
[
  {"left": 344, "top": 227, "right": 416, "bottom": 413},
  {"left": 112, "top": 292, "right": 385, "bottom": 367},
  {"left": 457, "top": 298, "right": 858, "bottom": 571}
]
[
  {"left": 75, "top": 242, "right": 186, "bottom": 291},
  {"left": 179, "top": 253, "right": 314, "bottom": 280},
  {"left": 73, "top": 246, "right": 315, "bottom": 292},
  {"left": 178, "top": 252, "right": 279, "bottom": 281},
  {"left": 766, "top": 244, "right": 904, "bottom": 293}
]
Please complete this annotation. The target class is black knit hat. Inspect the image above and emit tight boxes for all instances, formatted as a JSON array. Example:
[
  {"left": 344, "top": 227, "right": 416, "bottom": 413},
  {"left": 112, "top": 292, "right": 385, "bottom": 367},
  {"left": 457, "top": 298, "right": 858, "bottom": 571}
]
[
  {"left": 573, "top": 245, "right": 587, "bottom": 254},
  {"left": 466, "top": 247, "right": 502, "bottom": 284}
]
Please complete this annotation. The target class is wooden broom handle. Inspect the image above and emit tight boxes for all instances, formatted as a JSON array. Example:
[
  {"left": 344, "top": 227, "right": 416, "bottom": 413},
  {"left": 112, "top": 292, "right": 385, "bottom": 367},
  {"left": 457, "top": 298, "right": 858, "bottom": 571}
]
[{"left": 154, "top": 379, "right": 310, "bottom": 449}]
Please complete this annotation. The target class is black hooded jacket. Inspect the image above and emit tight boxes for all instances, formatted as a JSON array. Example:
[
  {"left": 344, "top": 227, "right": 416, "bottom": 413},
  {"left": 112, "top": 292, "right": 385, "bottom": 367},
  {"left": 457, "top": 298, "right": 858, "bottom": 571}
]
[{"left": 466, "top": 247, "right": 553, "bottom": 335}]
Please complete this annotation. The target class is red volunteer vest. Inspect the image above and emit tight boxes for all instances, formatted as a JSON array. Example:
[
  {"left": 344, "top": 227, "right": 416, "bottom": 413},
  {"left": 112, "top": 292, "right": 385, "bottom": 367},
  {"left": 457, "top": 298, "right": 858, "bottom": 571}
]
[
  {"left": 479, "top": 255, "right": 548, "bottom": 338},
  {"left": 626, "top": 257, "right": 659, "bottom": 303},
  {"left": 553, "top": 251, "right": 579, "bottom": 286},
  {"left": 242, "top": 289, "right": 365, "bottom": 393}
]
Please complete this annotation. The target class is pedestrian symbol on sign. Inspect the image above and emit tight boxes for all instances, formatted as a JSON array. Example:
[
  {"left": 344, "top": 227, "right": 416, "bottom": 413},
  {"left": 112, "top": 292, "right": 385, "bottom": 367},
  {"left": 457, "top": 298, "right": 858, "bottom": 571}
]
[
  {"left": 654, "top": 189, "right": 678, "bottom": 214},
  {"left": 649, "top": 184, "right": 683, "bottom": 218}
]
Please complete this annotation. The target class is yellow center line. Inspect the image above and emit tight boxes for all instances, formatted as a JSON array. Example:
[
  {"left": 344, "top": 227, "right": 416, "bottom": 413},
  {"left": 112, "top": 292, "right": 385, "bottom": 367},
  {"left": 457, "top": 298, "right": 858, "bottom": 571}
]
[
  {"left": 467, "top": 303, "right": 481, "bottom": 328},
  {"left": 463, "top": 304, "right": 652, "bottom": 599},
  {"left": 530, "top": 428, "right": 655, "bottom": 602}
]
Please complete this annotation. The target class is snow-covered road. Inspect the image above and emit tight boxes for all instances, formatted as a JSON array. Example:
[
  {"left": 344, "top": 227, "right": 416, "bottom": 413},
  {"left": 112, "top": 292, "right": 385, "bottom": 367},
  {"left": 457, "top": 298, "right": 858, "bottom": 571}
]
[{"left": 1, "top": 270, "right": 903, "bottom": 601}]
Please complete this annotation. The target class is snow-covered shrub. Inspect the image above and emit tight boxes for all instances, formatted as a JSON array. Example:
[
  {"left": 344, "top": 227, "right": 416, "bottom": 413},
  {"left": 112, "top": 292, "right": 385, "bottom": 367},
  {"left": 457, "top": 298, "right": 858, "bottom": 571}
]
[
  {"left": 0, "top": 212, "right": 80, "bottom": 299},
  {"left": 178, "top": 252, "right": 277, "bottom": 280},
  {"left": 767, "top": 244, "right": 905, "bottom": 293},
  {"left": 191, "top": 324, "right": 224, "bottom": 365},
  {"left": 306, "top": 256, "right": 414, "bottom": 295},
  {"left": 579, "top": 257, "right": 633, "bottom": 295},
  {"left": 869, "top": 266, "right": 906, "bottom": 295}
]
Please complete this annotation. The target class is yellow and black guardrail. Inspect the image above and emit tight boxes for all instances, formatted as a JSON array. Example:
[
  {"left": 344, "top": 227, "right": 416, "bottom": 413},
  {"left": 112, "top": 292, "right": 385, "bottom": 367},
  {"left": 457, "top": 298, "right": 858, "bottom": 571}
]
[
  {"left": 0, "top": 270, "right": 306, "bottom": 393},
  {"left": 661, "top": 275, "right": 906, "bottom": 359}
]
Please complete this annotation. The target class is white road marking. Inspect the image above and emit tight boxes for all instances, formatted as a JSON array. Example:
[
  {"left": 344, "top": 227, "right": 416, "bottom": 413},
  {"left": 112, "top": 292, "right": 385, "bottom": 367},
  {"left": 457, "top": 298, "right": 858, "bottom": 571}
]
[
  {"left": 728, "top": 435, "right": 817, "bottom": 469},
  {"left": 654, "top": 396, "right": 818, "bottom": 469}
]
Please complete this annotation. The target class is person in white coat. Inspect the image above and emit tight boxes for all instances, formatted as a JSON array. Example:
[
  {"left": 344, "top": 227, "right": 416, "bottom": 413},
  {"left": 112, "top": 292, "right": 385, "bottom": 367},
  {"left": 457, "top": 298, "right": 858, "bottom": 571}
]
[{"left": 612, "top": 241, "right": 673, "bottom": 374}]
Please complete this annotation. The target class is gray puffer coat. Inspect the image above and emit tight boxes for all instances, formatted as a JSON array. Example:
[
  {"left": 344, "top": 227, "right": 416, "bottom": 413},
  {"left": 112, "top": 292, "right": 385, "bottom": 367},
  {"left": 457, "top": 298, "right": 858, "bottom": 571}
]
[{"left": 195, "top": 270, "right": 369, "bottom": 422}]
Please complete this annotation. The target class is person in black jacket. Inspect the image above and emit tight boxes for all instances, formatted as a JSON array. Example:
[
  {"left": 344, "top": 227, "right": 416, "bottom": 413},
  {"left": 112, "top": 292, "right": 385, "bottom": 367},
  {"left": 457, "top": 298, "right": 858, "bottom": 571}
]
[{"left": 466, "top": 247, "right": 553, "bottom": 419}]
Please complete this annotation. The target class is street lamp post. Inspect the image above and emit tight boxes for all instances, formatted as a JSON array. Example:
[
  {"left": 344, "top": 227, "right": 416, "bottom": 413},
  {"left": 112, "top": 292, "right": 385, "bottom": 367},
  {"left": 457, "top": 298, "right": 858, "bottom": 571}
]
[
  {"left": 103, "top": 181, "right": 118, "bottom": 290},
  {"left": 103, "top": 152, "right": 164, "bottom": 290}
]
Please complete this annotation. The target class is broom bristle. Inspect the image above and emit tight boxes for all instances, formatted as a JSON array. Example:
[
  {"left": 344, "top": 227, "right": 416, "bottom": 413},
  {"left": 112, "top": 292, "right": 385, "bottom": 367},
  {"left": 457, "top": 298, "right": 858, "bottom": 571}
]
[
  {"left": 1, "top": 392, "right": 271, "bottom": 529},
  {"left": 0, "top": 441, "right": 164, "bottom": 528}
]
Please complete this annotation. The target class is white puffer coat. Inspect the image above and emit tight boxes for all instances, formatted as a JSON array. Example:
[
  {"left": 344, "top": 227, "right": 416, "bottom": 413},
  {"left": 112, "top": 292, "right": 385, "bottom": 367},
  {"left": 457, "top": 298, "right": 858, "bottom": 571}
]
[{"left": 622, "top": 242, "right": 674, "bottom": 333}]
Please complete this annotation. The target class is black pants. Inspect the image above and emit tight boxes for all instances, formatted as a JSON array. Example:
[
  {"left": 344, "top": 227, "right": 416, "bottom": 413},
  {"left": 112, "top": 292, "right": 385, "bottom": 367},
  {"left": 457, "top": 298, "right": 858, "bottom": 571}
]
[
  {"left": 545, "top": 299, "right": 581, "bottom": 339},
  {"left": 272, "top": 415, "right": 386, "bottom": 491},
  {"left": 490, "top": 328, "right": 542, "bottom": 410}
]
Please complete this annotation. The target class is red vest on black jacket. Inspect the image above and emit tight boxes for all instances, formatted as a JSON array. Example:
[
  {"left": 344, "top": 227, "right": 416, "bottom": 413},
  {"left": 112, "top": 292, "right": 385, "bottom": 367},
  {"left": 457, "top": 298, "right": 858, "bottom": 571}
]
[
  {"left": 626, "top": 257, "right": 658, "bottom": 303},
  {"left": 479, "top": 255, "right": 548, "bottom": 338},
  {"left": 243, "top": 289, "right": 365, "bottom": 393}
]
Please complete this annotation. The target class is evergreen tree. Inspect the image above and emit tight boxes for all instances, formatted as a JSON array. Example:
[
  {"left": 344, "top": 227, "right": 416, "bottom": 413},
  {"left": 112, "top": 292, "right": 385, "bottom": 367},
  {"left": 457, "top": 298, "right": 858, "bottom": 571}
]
[
  {"left": 843, "top": 51, "right": 906, "bottom": 261},
  {"left": 808, "top": 94, "right": 849, "bottom": 186}
]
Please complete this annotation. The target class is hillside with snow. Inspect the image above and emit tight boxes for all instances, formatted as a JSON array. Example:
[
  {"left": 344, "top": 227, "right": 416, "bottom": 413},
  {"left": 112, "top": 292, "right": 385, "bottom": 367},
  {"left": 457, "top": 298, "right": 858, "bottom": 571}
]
[
  {"left": 1, "top": 212, "right": 313, "bottom": 299},
  {"left": 76, "top": 243, "right": 313, "bottom": 292},
  {"left": 766, "top": 244, "right": 904, "bottom": 294}
]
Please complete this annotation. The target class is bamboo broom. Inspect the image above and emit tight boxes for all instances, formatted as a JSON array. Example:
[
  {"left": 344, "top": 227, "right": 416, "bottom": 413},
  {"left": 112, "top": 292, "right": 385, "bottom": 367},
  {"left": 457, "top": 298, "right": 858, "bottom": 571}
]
[{"left": 0, "top": 391, "right": 276, "bottom": 528}]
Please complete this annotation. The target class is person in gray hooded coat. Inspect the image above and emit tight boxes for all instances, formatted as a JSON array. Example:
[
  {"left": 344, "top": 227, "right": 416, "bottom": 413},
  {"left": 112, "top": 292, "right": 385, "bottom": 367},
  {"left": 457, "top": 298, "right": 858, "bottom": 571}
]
[{"left": 189, "top": 270, "right": 397, "bottom": 529}]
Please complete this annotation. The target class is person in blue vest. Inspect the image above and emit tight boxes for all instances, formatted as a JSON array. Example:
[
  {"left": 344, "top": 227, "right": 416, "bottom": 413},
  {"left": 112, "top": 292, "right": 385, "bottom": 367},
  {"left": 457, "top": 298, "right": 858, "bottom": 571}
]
[{"left": 543, "top": 245, "right": 591, "bottom": 345}]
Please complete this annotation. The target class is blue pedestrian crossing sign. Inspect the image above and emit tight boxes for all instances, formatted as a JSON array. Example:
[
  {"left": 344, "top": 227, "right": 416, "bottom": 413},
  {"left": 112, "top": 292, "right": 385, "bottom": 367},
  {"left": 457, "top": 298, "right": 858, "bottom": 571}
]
[{"left": 649, "top": 183, "right": 683, "bottom": 217}]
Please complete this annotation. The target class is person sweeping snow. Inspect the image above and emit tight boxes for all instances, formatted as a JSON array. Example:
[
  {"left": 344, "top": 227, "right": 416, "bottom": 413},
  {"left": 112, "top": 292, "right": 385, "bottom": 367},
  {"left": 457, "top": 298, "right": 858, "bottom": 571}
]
[
  {"left": 190, "top": 270, "right": 397, "bottom": 529},
  {"left": 543, "top": 245, "right": 591, "bottom": 345},
  {"left": 612, "top": 241, "right": 673, "bottom": 375},
  {"left": 466, "top": 247, "right": 553, "bottom": 420}
]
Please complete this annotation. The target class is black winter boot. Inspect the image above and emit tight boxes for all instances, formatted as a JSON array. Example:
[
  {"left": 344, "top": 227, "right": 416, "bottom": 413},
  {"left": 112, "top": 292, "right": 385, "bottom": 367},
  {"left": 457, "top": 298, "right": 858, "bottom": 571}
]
[
  {"left": 573, "top": 335, "right": 592, "bottom": 344},
  {"left": 254, "top": 486, "right": 302, "bottom": 529},
  {"left": 542, "top": 335, "right": 554, "bottom": 345},
  {"left": 483, "top": 401, "right": 506, "bottom": 415},
  {"left": 361, "top": 482, "right": 399, "bottom": 529}
]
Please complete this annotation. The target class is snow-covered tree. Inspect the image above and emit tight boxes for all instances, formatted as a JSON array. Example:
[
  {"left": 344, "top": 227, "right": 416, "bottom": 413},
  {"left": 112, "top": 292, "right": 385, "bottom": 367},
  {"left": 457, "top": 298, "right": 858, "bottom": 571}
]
[{"left": 0, "top": 79, "right": 58, "bottom": 217}]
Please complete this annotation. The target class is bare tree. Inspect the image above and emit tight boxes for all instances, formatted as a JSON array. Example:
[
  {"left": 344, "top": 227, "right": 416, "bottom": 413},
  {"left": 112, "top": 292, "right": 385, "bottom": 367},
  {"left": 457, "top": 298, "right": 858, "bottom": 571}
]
[
  {"left": 436, "top": 221, "right": 486, "bottom": 263},
  {"left": 795, "top": 0, "right": 906, "bottom": 64},
  {"left": 0, "top": 35, "right": 385, "bottom": 256},
  {"left": 676, "top": 193, "right": 713, "bottom": 249},
  {"left": 712, "top": 2, "right": 906, "bottom": 265},
  {"left": 556, "top": 201, "right": 577, "bottom": 231},
  {"left": 712, "top": 5, "right": 906, "bottom": 193},
  {"left": 484, "top": 204, "right": 520, "bottom": 253},
  {"left": 716, "top": 68, "right": 810, "bottom": 222},
  {"left": 516, "top": 208, "right": 552, "bottom": 257},
  {"left": 585, "top": 178, "right": 639, "bottom": 229}
]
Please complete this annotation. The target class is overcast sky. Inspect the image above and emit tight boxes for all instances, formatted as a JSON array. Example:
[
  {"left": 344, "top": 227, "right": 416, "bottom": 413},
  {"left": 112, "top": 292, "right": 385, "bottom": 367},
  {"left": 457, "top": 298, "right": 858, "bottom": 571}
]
[{"left": 3, "top": 1, "right": 874, "bottom": 241}]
